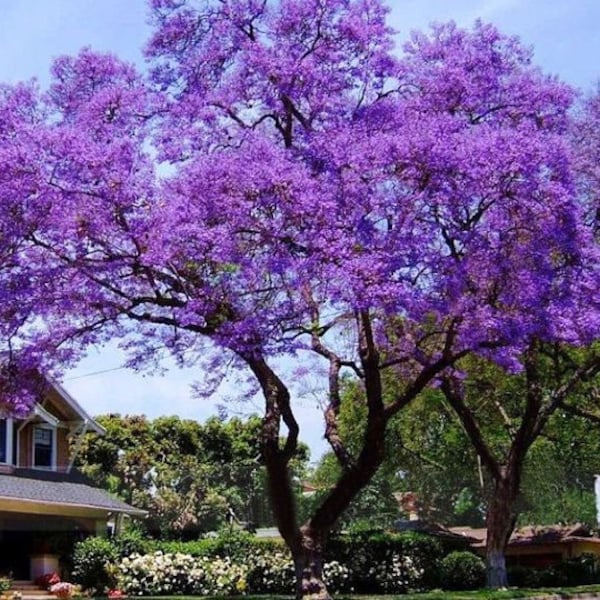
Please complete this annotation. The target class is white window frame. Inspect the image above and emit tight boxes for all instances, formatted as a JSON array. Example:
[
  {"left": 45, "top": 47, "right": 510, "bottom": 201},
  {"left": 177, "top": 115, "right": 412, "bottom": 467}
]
[
  {"left": 32, "top": 424, "right": 57, "bottom": 470},
  {"left": 0, "top": 418, "right": 13, "bottom": 465}
]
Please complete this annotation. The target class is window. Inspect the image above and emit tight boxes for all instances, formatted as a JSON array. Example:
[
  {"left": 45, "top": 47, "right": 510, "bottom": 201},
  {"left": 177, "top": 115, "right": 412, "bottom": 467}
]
[{"left": 33, "top": 426, "right": 54, "bottom": 468}]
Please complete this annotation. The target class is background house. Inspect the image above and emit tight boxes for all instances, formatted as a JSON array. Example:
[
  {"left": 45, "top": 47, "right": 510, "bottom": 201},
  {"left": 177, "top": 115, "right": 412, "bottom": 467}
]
[{"left": 450, "top": 524, "right": 600, "bottom": 568}]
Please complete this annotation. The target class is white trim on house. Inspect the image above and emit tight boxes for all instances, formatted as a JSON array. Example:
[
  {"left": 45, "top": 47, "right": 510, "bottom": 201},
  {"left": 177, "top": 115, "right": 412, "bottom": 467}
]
[
  {"left": 33, "top": 404, "right": 60, "bottom": 428},
  {"left": 5, "top": 418, "right": 13, "bottom": 466}
]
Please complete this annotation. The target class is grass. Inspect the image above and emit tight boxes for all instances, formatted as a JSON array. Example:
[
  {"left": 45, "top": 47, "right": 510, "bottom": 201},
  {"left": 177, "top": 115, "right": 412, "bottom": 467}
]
[
  {"left": 338, "top": 586, "right": 600, "bottom": 600},
  {"left": 106, "top": 585, "right": 600, "bottom": 600}
]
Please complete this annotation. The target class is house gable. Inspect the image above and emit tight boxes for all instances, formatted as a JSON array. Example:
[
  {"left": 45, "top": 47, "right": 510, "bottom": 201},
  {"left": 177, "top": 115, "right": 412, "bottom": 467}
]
[{"left": 0, "top": 375, "right": 104, "bottom": 473}]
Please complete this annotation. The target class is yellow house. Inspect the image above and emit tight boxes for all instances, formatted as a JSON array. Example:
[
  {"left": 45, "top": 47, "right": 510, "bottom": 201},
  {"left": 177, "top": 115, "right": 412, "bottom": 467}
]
[{"left": 450, "top": 524, "right": 600, "bottom": 568}]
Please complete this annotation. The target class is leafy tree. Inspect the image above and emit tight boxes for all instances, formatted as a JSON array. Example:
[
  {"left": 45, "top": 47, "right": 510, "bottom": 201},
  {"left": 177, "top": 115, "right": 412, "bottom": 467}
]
[
  {"left": 75, "top": 414, "right": 289, "bottom": 538},
  {"left": 4, "top": 3, "right": 598, "bottom": 596},
  {"left": 439, "top": 347, "right": 600, "bottom": 587}
]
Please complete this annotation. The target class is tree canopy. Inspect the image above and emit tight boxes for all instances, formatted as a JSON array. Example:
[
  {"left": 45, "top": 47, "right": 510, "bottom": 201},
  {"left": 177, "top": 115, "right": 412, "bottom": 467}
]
[
  {"left": 1, "top": 1, "right": 600, "bottom": 596},
  {"left": 75, "top": 413, "right": 308, "bottom": 538}
]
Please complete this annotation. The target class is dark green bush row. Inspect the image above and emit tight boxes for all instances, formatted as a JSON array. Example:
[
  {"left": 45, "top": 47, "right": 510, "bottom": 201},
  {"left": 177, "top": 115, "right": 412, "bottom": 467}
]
[{"left": 508, "top": 554, "right": 600, "bottom": 588}]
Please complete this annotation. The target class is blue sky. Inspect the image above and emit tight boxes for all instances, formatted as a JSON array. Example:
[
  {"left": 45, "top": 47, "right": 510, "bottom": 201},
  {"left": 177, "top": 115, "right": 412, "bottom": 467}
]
[{"left": 1, "top": 0, "right": 599, "bottom": 460}]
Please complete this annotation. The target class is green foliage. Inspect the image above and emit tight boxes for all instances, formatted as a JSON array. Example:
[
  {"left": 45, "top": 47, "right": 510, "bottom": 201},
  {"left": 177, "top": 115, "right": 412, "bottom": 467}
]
[
  {"left": 326, "top": 530, "right": 448, "bottom": 592},
  {"left": 328, "top": 350, "right": 600, "bottom": 531},
  {"left": 75, "top": 414, "right": 309, "bottom": 539},
  {"left": 76, "top": 530, "right": 466, "bottom": 594},
  {"left": 0, "top": 577, "right": 11, "bottom": 593},
  {"left": 440, "top": 551, "right": 486, "bottom": 591},
  {"left": 111, "top": 528, "right": 150, "bottom": 558},
  {"left": 518, "top": 420, "right": 600, "bottom": 526},
  {"left": 106, "top": 529, "right": 286, "bottom": 560},
  {"left": 508, "top": 555, "right": 600, "bottom": 588},
  {"left": 71, "top": 536, "right": 118, "bottom": 594}
]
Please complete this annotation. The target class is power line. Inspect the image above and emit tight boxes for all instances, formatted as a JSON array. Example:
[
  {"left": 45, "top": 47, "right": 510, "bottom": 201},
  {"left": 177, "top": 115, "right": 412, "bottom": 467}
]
[{"left": 64, "top": 365, "right": 128, "bottom": 381}]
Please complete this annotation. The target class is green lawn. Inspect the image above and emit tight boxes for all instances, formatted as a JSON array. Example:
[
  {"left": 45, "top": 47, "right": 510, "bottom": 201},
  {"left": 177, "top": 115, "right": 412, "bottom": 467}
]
[{"left": 117, "top": 586, "right": 600, "bottom": 600}]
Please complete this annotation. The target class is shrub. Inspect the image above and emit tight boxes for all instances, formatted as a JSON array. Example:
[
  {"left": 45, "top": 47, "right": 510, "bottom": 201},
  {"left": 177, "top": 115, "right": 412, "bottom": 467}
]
[
  {"left": 34, "top": 573, "right": 60, "bottom": 589},
  {"left": 49, "top": 582, "right": 79, "bottom": 599},
  {"left": 244, "top": 549, "right": 294, "bottom": 594},
  {"left": 71, "top": 536, "right": 119, "bottom": 594},
  {"left": 508, "top": 564, "right": 539, "bottom": 588},
  {"left": 326, "top": 530, "right": 444, "bottom": 592},
  {"left": 553, "top": 554, "right": 599, "bottom": 586},
  {"left": 508, "top": 555, "right": 599, "bottom": 589},
  {"left": 112, "top": 529, "right": 153, "bottom": 558},
  {"left": 118, "top": 551, "right": 248, "bottom": 596},
  {"left": 117, "top": 549, "right": 352, "bottom": 596},
  {"left": 0, "top": 577, "right": 11, "bottom": 594},
  {"left": 440, "top": 551, "right": 486, "bottom": 591}
]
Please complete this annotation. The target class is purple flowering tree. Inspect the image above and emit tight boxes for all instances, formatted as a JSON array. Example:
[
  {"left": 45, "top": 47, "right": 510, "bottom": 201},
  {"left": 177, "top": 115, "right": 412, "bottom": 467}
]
[
  {"left": 0, "top": 81, "right": 67, "bottom": 412},
  {"left": 6, "top": 1, "right": 600, "bottom": 595}
]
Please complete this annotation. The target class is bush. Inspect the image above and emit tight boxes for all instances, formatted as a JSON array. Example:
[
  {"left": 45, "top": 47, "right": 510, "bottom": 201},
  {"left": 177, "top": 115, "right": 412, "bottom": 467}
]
[
  {"left": 553, "top": 554, "right": 599, "bottom": 586},
  {"left": 508, "top": 554, "right": 600, "bottom": 589},
  {"left": 440, "top": 551, "right": 486, "bottom": 590},
  {"left": 112, "top": 529, "right": 153, "bottom": 558},
  {"left": 117, "top": 549, "right": 352, "bottom": 596},
  {"left": 0, "top": 577, "right": 11, "bottom": 594},
  {"left": 326, "top": 530, "right": 445, "bottom": 592},
  {"left": 71, "top": 536, "right": 119, "bottom": 594},
  {"left": 118, "top": 552, "right": 222, "bottom": 596},
  {"left": 508, "top": 564, "right": 539, "bottom": 588},
  {"left": 244, "top": 549, "right": 294, "bottom": 594}
]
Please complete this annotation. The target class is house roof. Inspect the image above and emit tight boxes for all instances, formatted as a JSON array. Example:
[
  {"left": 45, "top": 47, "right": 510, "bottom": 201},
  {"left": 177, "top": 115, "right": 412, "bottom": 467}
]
[
  {"left": 0, "top": 468, "right": 145, "bottom": 518},
  {"left": 46, "top": 378, "right": 106, "bottom": 435},
  {"left": 394, "top": 519, "right": 479, "bottom": 544},
  {"left": 449, "top": 524, "right": 600, "bottom": 548}
]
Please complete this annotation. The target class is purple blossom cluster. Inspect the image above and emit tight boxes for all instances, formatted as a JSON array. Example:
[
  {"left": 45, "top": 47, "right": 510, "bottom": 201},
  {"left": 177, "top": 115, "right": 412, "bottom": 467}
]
[
  {"left": 0, "top": 1, "right": 594, "bottom": 409},
  {"left": 1, "top": 0, "right": 599, "bottom": 594}
]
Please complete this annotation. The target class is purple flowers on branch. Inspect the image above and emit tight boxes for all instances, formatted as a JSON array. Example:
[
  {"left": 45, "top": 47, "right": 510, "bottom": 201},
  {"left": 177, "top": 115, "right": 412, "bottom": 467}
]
[{"left": 0, "top": 1, "right": 599, "bottom": 596}]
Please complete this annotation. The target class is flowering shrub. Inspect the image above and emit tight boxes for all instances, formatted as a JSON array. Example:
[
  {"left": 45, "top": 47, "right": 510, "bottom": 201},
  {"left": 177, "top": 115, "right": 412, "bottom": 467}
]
[
  {"left": 117, "top": 550, "right": 352, "bottom": 596},
  {"left": 244, "top": 550, "right": 294, "bottom": 594},
  {"left": 244, "top": 549, "right": 353, "bottom": 594},
  {"left": 49, "top": 582, "right": 79, "bottom": 599},
  {"left": 76, "top": 530, "right": 461, "bottom": 595},
  {"left": 323, "top": 560, "right": 353, "bottom": 593},
  {"left": 118, "top": 552, "right": 247, "bottom": 596},
  {"left": 326, "top": 530, "right": 446, "bottom": 592},
  {"left": 364, "top": 552, "right": 425, "bottom": 593}
]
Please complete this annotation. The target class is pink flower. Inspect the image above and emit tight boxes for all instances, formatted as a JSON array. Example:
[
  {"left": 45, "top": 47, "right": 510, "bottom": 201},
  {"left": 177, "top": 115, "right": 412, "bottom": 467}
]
[{"left": 49, "top": 582, "right": 74, "bottom": 599}]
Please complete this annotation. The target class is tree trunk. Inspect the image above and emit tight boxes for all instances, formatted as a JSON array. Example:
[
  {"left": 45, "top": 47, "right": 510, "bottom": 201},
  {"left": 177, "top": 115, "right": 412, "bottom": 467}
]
[
  {"left": 292, "top": 527, "right": 330, "bottom": 600},
  {"left": 485, "top": 478, "right": 517, "bottom": 588}
]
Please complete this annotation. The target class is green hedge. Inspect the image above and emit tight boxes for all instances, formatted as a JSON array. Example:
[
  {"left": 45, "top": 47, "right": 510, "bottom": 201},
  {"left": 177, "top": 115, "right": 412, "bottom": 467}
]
[{"left": 71, "top": 529, "right": 471, "bottom": 595}]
